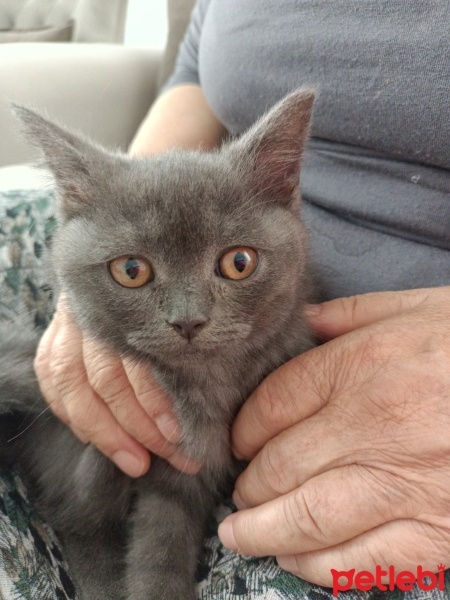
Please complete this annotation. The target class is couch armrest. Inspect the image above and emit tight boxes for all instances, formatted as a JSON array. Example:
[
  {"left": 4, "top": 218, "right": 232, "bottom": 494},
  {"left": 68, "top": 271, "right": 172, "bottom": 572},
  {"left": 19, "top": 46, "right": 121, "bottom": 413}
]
[{"left": 0, "top": 43, "right": 162, "bottom": 167}]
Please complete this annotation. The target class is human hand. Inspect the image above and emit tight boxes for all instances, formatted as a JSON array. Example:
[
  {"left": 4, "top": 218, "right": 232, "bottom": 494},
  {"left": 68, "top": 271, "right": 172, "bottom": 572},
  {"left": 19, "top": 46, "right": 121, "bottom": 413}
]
[
  {"left": 219, "top": 287, "right": 450, "bottom": 587},
  {"left": 34, "top": 295, "right": 199, "bottom": 477}
]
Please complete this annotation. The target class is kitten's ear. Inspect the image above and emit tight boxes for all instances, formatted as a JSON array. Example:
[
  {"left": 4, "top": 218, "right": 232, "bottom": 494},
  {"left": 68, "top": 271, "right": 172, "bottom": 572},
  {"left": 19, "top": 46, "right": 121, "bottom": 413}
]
[
  {"left": 13, "top": 105, "right": 111, "bottom": 220},
  {"left": 232, "top": 88, "right": 315, "bottom": 209}
]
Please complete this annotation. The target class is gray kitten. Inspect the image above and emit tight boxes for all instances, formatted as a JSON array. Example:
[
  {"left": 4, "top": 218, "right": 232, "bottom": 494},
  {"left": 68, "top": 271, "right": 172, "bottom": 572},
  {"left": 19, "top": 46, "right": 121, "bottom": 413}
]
[{"left": 0, "top": 89, "right": 315, "bottom": 600}]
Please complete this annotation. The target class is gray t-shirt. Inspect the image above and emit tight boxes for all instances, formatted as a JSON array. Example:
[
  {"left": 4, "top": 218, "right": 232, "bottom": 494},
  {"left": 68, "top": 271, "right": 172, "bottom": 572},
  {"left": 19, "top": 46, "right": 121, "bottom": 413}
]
[{"left": 166, "top": 0, "right": 449, "bottom": 299}]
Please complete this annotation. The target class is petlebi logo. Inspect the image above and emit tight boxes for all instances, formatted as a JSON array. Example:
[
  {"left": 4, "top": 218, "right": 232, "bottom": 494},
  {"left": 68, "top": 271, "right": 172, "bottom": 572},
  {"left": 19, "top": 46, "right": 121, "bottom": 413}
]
[{"left": 331, "top": 564, "right": 446, "bottom": 596}]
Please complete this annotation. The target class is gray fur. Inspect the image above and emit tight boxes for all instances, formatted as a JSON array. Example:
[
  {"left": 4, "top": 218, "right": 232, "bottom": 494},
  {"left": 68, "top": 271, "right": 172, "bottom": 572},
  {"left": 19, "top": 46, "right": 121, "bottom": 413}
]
[{"left": 0, "top": 89, "right": 315, "bottom": 600}]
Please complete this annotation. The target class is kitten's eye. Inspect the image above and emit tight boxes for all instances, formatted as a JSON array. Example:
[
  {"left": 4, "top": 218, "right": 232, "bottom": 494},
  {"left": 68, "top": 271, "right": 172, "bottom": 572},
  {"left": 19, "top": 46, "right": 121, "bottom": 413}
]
[
  {"left": 217, "top": 247, "right": 258, "bottom": 280},
  {"left": 109, "top": 256, "right": 154, "bottom": 288}
]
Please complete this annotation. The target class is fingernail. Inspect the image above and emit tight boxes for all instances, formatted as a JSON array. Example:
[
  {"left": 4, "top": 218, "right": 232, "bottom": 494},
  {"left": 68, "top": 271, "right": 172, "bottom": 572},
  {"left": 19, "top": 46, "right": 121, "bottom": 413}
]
[
  {"left": 232, "top": 489, "right": 248, "bottom": 510},
  {"left": 218, "top": 518, "right": 238, "bottom": 551},
  {"left": 112, "top": 450, "right": 146, "bottom": 478},
  {"left": 155, "top": 412, "right": 182, "bottom": 444},
  {"left": 304, "top": 303, "right": 322, "bottom": 317},
  {"left": 277, "top": 555, "right": 297, "bottom": 572}
]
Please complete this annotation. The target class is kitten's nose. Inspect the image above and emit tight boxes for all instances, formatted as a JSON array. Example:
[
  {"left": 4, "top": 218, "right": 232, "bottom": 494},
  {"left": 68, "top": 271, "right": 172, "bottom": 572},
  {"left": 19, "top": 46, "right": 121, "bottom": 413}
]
[{"left": 168, "top": 318, "right": 207, "bottom": 341}]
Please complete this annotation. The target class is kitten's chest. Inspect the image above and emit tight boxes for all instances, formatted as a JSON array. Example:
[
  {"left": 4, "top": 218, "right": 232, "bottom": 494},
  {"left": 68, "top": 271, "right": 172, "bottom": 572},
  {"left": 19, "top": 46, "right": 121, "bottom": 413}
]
[
  {"left": 157, "top": 370, "right": 244, "bottom": 475},
  {"left": 177, "top": 386, "right": 236, "bottom": 473}
]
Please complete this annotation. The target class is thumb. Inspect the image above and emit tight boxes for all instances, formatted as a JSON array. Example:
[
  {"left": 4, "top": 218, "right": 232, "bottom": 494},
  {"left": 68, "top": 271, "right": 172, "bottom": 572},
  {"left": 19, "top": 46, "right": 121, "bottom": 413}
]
[{"left": 305, "top": 287, "right": 434, "bottom": 341}]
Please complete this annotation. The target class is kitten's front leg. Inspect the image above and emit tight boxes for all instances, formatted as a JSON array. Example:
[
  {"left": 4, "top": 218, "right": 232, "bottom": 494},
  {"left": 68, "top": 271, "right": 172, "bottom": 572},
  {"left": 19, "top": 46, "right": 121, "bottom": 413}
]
[{"left": 126, "top": 460, "right": 217, "bottom": 600}]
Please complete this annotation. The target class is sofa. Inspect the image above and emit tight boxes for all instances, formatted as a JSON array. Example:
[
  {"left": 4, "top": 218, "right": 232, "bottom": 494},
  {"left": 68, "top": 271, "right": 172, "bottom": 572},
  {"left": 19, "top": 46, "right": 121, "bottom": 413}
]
[{"left": 0, "top": 0, "right": 195, "bottom": 182}]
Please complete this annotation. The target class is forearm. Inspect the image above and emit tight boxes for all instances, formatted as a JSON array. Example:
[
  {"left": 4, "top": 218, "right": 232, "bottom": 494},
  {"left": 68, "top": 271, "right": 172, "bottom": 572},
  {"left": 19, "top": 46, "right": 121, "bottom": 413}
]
[{"left": 129, "top": 84, "right": 227, "bottom": 157}]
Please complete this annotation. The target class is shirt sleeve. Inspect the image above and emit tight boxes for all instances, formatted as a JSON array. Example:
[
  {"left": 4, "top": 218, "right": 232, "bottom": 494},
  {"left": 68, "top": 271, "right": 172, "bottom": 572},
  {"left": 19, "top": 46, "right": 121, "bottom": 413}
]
[{"left": 163, "top": 0, "right": 212, "bottom": 90}]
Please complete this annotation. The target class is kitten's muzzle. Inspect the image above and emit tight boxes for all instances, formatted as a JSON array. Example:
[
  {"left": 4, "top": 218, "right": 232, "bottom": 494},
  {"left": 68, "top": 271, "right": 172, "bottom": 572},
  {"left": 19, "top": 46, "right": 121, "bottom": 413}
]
[{"left": 167, "top": 317, "right": 207, "bottom": 342}]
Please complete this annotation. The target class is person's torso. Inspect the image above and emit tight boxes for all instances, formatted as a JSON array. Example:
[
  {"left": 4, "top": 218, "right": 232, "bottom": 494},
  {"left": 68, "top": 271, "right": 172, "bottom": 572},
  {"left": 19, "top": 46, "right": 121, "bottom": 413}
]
[{"left": 193, "top": 0, "right": 450, "bottom": 295}]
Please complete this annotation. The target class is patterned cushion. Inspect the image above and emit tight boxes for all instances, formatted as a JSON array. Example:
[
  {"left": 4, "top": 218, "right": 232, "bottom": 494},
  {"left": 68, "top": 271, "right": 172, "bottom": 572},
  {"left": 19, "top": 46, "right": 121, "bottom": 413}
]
[
  {"left": 0, "top": 189, "right": 55, "bottom": 326},
  {"left": 0, "top": 470, "right": 76, "bottom": 600}
]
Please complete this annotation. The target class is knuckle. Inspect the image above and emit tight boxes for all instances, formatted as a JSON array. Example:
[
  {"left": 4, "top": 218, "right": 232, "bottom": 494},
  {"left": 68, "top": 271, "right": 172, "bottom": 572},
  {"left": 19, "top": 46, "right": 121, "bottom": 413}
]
[
  {"left": 253, "top": 375, "right": 292, "bottom": 433},
  {"left": 131, "top": 375, "right": 168, "bottom": 413},
  {"left": 49, "top": 339, "right": 81, "bottom": 384},
  {"left": 258, "top": 441, "right": 290, "bottom": 496},
  {"left": 103, "top": 392, "right": 128, "bottom": 418},
  {"left": 50, "top": 354, "right": 77, "bottom": 388},
  {"left": 134, "top": 388, "right": 162, "bottom": 415},
  {"left": 88, "top": 362, "right": 123, "bottom": 398},
  {"left": 297, "top": 347, "right": 333, "bottom": 403},
  {"left": 127, "top": 366, "right": 153, "bottom": 398},
  {"left": 123, "top": 361, "right": 171, "bottom": 414},
  {"left": 283, "top": 488, "right": 326, "bottom": 547}
]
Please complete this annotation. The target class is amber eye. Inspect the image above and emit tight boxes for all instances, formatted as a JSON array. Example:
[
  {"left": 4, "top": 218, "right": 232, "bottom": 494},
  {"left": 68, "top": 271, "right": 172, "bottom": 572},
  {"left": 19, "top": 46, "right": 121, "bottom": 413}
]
[
  {"left": 109, "top": 256, "right": 154, "bottom": 288},
  {"left": 217, "top": 247, "right": 258, "bottom": 280}
]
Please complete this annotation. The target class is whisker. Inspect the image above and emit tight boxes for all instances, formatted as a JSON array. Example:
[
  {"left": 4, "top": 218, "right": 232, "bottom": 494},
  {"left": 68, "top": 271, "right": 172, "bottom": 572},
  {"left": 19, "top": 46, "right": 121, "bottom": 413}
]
[{"left": 7, "top": 403, "right": 54, "bottom": 443}]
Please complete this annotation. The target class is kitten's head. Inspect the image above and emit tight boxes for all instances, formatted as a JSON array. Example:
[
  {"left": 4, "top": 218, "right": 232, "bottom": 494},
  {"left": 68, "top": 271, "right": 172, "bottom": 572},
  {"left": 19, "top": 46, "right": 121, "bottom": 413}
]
[{"left": 15, "top": 90, "right": 314, "bottom": 367}]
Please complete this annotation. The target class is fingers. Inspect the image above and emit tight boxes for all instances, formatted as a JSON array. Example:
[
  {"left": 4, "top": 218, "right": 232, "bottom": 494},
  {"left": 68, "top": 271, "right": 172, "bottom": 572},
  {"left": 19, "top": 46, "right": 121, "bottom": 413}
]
[
  {"left": 34, "top": 307, "right": 71, "bottom": 426},
  {"left": 224, "top": 287, "right": 450, "bottom": 587},
  {"left": 83, "top": 339, "right": 200, "bottom": 474},
  {"left": 276, "top": 519, "right": 450, "bottom": 589},
  {"left": 219, "top": 465, "right": 419, "bottom": 558},
  {"left": 45, "top": 307, "right": 151, "bottom": 477},
  {"left": 232, "top": 288, "right": 440, "bottom": 467},
  {"left": 35, "top": 297, "right": 200, "bottom": 477},
  {"left": 231, "top": 345, "right": 335, "bottom": 461},
  {"left": 233, "top": 406, "right": 352, "bottom": 508},
  {"left": 305, "top": 288, "right": 434, "bottom": 341},
  {"left": 123, "top": 360, "right": 201, "bottom": 473},
  {"left": 122, "top": 359, "right": 181, "bottom": 444}
]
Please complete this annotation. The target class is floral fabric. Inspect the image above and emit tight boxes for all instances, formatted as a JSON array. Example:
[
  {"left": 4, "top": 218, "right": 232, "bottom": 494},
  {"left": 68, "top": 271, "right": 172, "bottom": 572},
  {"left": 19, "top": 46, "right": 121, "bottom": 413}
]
[
  {"left": 0, "top": 470, "right": 75, "bottom": 600},
  {"left": 0, "top": 190, "right": 55, "bottom": 327}
]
